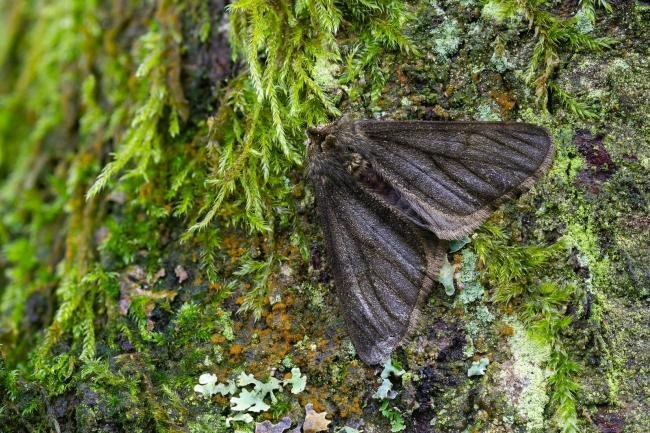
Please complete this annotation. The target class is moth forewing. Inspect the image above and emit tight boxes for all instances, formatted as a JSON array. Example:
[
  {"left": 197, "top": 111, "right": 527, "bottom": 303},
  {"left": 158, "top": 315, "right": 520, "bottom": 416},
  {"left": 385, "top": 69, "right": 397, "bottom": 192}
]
[{"left": 354, "top": 120, "right": 553, "bottom": 239}]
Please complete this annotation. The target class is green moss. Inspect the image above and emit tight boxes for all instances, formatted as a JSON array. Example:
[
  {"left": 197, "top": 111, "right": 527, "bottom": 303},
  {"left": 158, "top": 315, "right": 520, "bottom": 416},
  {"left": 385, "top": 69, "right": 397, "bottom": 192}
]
[
  {"left": 379, "top": 400, "right": 406, "bottom": 432},
  {"left": 0, "top": 1, "right": 417, "bottom": 430},
  {"left": 1, "top": 0, "right": 648, "bottom": 430},
  {"left": 471, "top": 221, "right": 584, "bottom": 430},
  {"left": 481, "top": 0, "right": 614, "bottom": 115},
  {"left": 188, "top": 414, "right": 229, "bottom": 433},
  {"left": 87, "top": 19, "right": 189, "bottom": 199},
  {"left": 188, "top": 0, "right": 414, "bottom": 234}
]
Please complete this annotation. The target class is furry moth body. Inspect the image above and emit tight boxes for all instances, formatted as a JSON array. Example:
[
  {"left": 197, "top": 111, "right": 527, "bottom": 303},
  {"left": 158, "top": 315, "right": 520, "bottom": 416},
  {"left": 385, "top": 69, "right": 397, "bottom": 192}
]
[{"left": 307, "top": 117, "right": 553, "bottom": 365}]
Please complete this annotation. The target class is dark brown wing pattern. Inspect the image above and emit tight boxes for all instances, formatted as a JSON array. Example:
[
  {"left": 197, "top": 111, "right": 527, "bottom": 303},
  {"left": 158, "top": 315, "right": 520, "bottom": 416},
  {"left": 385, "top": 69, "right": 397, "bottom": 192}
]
[
  {"left": 307, "top": 118, "right": 553, "bottom": 364},
  {"left": 355, "top": 121, "right": 553, "bottom": 239},
  {"left": 309, "top": 152, "right": 446, "bottom": 364}
]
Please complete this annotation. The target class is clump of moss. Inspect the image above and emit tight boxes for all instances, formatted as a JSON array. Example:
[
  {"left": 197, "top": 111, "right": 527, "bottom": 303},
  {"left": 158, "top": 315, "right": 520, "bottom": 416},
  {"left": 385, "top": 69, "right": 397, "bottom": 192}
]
[
  {"left": 1, "top": 1, "right": 417, "bottom": 429},
  {"left": 472, "top": 222, "right": 582, "bottom": 431},
  {"left": 481, "top": 0, "right": 614, "bottom": 116}
]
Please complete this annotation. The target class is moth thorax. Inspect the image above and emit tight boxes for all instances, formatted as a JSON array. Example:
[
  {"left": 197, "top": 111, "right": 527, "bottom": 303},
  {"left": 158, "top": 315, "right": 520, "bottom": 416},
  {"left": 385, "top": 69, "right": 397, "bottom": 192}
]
[{"left": 344, "top": 152, "right": 367, "bottom": 175}]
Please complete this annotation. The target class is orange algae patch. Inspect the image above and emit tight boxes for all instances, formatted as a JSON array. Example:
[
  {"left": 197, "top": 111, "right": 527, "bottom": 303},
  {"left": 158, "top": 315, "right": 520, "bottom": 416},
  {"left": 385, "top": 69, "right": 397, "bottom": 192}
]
[
  {"left": 299, "top": 390, "right": 328, "bottom": 412},
  {"left": 211, "top": 333, "right": 226, "bottom": 344},
  {"left": 215, "top": 395, "right": 229, "bottom": 407},
  {"left": 331, "top": 394, "right": 363, "bottom": 417},
  {"left": 271, "top": 302, "right": 287, "bottom": 312},
  {"left": 497, "top": 323, "right": 514, "bottom": 337},
  {"left": 223, "top": 292, "right": 308, "bottom": 377},
  {"left": 315, "top": 338, "right": 329, "bottom": 351},
  {"left": 229, "top": 344, "right": 244, "bottom": 357},
  {"left": 444, "top": 84, "right": 455, "bottom": 97},
  {"left": 490, "top": 89, "right": 516, "bottom": 114},
  {"left": 433, "top": 104, "right": 449, "bottom": 119},
  {"left": 223, "top": 235, "right": 246, "bottom": 262}
]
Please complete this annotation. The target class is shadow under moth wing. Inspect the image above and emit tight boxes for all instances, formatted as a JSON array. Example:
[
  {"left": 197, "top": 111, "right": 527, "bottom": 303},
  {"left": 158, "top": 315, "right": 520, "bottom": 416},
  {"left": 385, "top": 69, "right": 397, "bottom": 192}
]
[{"left": 307, "top": 118, "right": 553, "bottom": 364}]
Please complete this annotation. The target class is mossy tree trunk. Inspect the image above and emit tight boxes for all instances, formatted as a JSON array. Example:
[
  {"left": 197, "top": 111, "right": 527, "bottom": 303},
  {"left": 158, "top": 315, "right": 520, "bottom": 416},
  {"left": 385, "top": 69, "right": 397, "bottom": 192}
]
[{"left": 0, "top": 0, "right": 648, "bottom": 432}]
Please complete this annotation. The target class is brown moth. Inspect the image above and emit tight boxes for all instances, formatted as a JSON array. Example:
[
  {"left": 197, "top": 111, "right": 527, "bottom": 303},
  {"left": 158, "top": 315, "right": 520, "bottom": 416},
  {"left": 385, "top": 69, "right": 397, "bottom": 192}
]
[{"left": 307, "top": 116, "right": 553, "bottom": 365}]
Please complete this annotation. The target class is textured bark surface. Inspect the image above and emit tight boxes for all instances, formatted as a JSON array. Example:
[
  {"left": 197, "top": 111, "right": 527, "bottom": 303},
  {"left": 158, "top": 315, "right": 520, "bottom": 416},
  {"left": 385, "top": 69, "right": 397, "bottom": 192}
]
[{"left": 0, "top": 1, "right": 648, "bottom": 432}]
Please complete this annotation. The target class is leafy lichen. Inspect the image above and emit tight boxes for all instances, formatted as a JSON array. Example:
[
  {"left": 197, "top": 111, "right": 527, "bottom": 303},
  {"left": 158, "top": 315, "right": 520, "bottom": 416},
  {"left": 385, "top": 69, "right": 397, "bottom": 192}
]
[{"left": 458, "top": 250, "right": 485, "bottom": 305}]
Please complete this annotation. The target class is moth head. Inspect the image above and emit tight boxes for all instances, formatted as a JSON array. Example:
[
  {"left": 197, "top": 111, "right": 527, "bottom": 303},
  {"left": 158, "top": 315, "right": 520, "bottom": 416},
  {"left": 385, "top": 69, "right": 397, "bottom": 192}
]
[{"left": 306, "top": 125, "right": 337, "bottom": 155}]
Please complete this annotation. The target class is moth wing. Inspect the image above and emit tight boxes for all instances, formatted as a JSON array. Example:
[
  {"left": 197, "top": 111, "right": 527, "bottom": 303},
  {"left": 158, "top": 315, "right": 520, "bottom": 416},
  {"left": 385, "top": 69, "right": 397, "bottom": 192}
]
[
  {"left": 356, "top": 121, "right": 553, "bottom": 239},
  {"left": 310, "top": 155, "right": 446, "bottom": 364}
]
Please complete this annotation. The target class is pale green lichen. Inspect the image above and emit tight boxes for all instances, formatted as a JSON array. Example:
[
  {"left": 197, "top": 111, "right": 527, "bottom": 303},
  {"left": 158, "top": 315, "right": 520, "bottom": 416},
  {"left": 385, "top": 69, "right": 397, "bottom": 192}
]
[
  {"left": 193, "top": 368, "right": 307, "bottom": 424},
  {"left": 573, "top": 9, "right": 594, "bottom": 34},
  {"left": 437, "top": 255, "right": 456, "bottom": 296},
  {"left": 458, "top": 250, "right": 485, "bottom": 304},
  {"left": 449, "top": 237, "right": 470, "bottom": 253},
  {"left": 474, "top": 305, "right": 495, "bottom": 324},
  {"left": 456, "top": 249, "right": 493, "bottom": 350},
  {"left": 286, "top": 367, "right": 307, "bottom": 394},
  {"left": 491, "top": 37, "right": 516, "bottom": 73},
  {"left": 373, "top": 358, "right": 405, "bottom": 400},
  {"left": 468, "top": 357, "right": 490, "bottom": 377},
  {"left": 499, "top": 319, "right": 551, "bottom": 432},
  {"left": 431, "top": 18, "right": 461, "bottom": 58},
  {"left": 194, "top": 373, "right": 237, "bottom": 398},
  {"left": 476, "top": 103, "right": 502, "bottom": 121}
]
